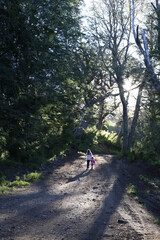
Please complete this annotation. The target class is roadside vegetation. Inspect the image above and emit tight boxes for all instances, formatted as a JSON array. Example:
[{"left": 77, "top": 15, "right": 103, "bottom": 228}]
[
  {"left": 0, "top": 172, "right": 43, "bottom": 196},
  {"left": 0, "top": 0, "right": 160, "bottom": 196}
]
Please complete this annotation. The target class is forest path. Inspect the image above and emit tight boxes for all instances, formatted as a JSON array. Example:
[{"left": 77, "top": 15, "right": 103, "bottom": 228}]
[{"left": 0, "top": 154, "right": 160, "bottom": 240}]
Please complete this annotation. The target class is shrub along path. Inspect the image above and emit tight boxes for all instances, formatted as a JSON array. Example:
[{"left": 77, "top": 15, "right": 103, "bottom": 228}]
[{"left": 0, "top": 154, "right": 160, "bottom": 239}]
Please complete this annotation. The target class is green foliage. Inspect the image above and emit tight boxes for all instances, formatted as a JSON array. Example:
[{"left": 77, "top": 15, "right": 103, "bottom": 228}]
[
  {"left": 0, "top": 175, "right": 9, "bottom": 195},
  {"left": 8, "top": 179, "right": 30, "bottom": 188},
  {"left": 139, "top": 175, "right": 159, "bottom": 189},
  {"left": 133, "top": 91, "right": 160, "bottom": 164},
  {"left": 134, "top": 196, "right": 139, "bottom": 201},
  {"left": 122, "top": 146, "right": 160, "bottom": 165},
  {"left": 123, "top": 150, "right": 138, "bottom": 162},
  {"left": 73, "top": 127, "right": 120, "bottom": 154},
  {"left": 0, "top": 0, "right": 83, "bottom": 164},
  {"left": 154, "top": 217, "right": 160, "bottom": 225},
  {"left": 2, "top": 0, "right": 160, "bottom": 169},
  {"left": 127, "top": 184, "right": 137, "bottom": 195},
  {"left": 139, "top": 203, "right": 147, "bottom": 209},
  {"left": 143, "top": 153, "right": 160, "bottom": 165},
  {"left": 24, "top": 172, "right": 43, "bottom": 182},
  {"left": 139, "top": 175, "right": 149, "bottom": 182},
  {"left": 0, "top": 171, "right": 43, "bottom": 195},
  {"left": 0, "top": 176, "right": 7, "bottom": 185},
  {"left": 0, "top": 185, "right": 9, "bottom": 196}
]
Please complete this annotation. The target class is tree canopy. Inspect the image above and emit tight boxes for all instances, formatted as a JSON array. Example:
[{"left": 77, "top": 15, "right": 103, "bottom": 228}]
[{"left": 0, "top": 0, "right": 160, "bottom": 165}]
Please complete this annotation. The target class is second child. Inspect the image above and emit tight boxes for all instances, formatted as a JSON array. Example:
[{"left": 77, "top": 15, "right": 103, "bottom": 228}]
[{"left": 91, "top": 156, "right": 95, "bottom": 170}]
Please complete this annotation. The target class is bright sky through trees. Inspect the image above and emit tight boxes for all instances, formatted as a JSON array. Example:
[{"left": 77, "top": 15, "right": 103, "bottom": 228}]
[{"left": 81, "top": 0, "right": 139, "bottom": 110}]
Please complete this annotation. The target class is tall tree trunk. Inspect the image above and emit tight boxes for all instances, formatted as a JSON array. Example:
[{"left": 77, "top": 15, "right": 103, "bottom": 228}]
[
  {"left": 117, "top": 122, "right": 123, "bottom": 145},
  {"left": 128, "top": 81, "right": 144, "bottom": 148},
  {"left": 97, "top": 102, "right": 104, "bottom": 130},
  {"left": 118, "top": 82, "right": 129, "bottom": 150},
  {"left": 123, "top": 103, "right": 128, "bottom": 150},
  {"left": 97, "top": 115, "right": 103, "bottom": 130}
]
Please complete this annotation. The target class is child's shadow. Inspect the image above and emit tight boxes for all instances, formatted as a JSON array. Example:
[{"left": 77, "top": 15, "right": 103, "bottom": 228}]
[{"left": 67, "top": 169, "right": 91, "bottom": 183}]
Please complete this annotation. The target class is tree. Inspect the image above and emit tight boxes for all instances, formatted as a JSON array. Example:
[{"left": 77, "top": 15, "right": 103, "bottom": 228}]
[
  {"left": 0, "top": 0, "right": 83, "bottom": 161},
  {"left": 131, "top": 0, "right": 160, "bottom": 159},
  {"left": 87, "top": 0, "right": 144, "bottom": 151},
  {"left": 132, "top": 0, "right": 160, "bottom": 93}
]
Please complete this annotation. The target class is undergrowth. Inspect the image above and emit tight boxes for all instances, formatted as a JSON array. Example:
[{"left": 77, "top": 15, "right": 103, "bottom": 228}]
[
  {"left": 127, "top": 184, "right": 137, "bottom": 195},
  {"left": 73, "top": 127, "right": 120, "bottom": 154},
  {"left": 0, "top": 172, "right": 43, "bottom": 196}
]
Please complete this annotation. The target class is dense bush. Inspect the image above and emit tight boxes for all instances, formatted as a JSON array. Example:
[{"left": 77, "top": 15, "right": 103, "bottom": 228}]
[{"left": 72, "top": 127, "right": 120, "bottom": 154}]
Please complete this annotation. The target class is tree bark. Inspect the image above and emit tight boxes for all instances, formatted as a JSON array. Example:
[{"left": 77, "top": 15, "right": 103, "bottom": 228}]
[
  {"left": 117, "top": 122, "right": 123, "bottom": 145},
  {"left": 118, "top": 82, "right": 128, "bottom": 150},
  {"left": 132, "top": 0, "right": 160, "bottom": 93},
  {"left": 128, "top": 81, "right": 144, "bottom": 148},
  {"left": 97, "top": 102, "right": 104, "bottom": 130}
]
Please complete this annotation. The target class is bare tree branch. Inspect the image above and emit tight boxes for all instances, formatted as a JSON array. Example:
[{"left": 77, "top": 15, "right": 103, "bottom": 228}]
[{"left": 132, "top": 0, "right": 160, "bottom": 93}]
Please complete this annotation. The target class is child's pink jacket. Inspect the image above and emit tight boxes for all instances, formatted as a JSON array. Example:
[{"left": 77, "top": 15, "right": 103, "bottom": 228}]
[{"left": 91, "top": 158, "right": 95, "bottom": 164}]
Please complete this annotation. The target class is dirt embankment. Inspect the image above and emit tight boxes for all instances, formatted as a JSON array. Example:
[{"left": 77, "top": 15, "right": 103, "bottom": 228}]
[{"left": 0, "top": 154, "right": 160, "bottom": 240}]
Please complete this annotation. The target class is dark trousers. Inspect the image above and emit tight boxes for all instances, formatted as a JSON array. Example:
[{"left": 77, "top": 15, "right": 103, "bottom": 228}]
[{"left": 87, "top": 160, "right": 90, "bottom": 168}]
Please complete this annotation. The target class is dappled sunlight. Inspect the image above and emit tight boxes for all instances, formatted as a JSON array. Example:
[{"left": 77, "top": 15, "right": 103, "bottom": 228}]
[
  {"left": 79, "top": 162, "right": 128, "bottom": 239},
  {"left": 1, "top": 0, "right": 160, "bottom": 238},
  {"left": 0, "top": 155, "right": 118, "bottom": 239},
  {"left": 124, "top": 79, "right": 132, "bottom": 92},
  {"left": 1, "top": 154, "right": 160, "bottom": 239},
  {"left": 123, "top": 80, "right": 139, "bottom": 109}
]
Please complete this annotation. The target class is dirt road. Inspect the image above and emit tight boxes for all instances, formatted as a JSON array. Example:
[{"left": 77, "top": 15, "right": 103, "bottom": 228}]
[{"left": 0, "top": 154, "right": 160, "bottom": 239}]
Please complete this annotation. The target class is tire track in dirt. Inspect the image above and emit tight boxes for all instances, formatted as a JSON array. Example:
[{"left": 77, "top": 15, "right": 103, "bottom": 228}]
[{"left": 118, "top": 202, "right": 145, "bottom": 239}]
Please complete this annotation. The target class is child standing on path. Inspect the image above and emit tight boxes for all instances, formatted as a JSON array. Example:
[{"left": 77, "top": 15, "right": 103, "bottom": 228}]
[
  {"left": 85, "top": 149, "right": 93, "bottom": 169},
  {"left": 91, "top": 156, "right": 95, "bottom": 170}
]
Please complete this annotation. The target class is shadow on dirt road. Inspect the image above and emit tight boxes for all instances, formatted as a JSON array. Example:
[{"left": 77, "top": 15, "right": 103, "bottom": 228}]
[{"left": 0, "top": 154, "right": 160, "bottom": 240}]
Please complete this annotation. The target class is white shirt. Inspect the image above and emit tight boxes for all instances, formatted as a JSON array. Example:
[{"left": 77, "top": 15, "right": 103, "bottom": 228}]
[{"left": 86, "top": 153, "right": 92, "bottom": 160}]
